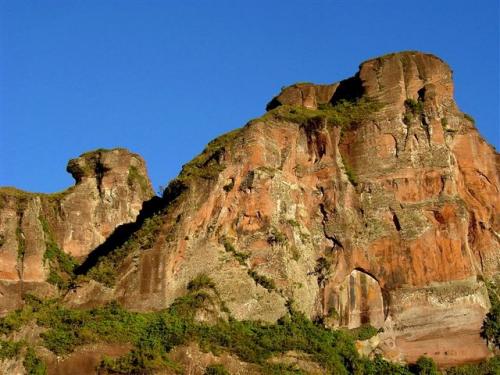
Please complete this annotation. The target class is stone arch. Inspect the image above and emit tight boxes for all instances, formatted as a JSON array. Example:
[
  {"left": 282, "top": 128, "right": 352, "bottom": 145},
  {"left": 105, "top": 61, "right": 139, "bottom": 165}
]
[{"left": 323, "top": 269, "right": 385, "bottom": 329}]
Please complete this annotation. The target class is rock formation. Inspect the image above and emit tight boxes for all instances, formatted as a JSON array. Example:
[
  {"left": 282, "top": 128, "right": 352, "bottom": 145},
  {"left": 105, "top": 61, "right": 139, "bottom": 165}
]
[
  {"left": 1, "top": 51, "right": 498, "bottom": 372},
  {"left": 0, "top": 148, "right": 153, "bottom": 313}
]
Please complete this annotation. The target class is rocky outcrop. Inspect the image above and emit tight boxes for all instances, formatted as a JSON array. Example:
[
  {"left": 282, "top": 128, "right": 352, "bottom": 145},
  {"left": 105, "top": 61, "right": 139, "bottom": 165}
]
[
  {"left": 2, "top": 51, "right": 499, "bottom": 370},
  {"left": 0, "top": 148, "right": 153, "bottom": 313},
  {"left": 68, "top": 51, "right": 499, "bottom": 367}
]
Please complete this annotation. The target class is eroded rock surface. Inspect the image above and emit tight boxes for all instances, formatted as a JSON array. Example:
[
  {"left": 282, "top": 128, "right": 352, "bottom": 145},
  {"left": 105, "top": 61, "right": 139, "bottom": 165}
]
[
  {"left": 0, "top": 148, "right": 153, "bottom": 313},
  {"left": 75, "top": 51, "right": 498, "bottom": 367},
  {"left": 2, "top": 51, "right": 499, "bottom": 371}
]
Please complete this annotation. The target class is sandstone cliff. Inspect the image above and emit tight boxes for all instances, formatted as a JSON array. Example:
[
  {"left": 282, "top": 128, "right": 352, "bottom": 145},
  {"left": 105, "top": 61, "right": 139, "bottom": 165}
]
[
  {"left": 0, "top": 148, "right": 154, "bottom": 313},
  {"left": 1, "top": 51, "right": 498, "bottom": 373}
]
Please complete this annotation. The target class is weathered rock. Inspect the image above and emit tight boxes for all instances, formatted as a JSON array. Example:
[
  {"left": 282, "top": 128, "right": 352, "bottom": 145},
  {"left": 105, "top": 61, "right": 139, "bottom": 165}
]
[
  {"left": 167, "top": 342, "right": 261, "bottom": 375},
  {"left": 0, "top": 148, "right": 153, "bottom": 314},
  {"left": 2, "top": 51, "right": 499, "bottom": 370},
  {"left": 37, "top": 343, "right": 131, "bottom": 375},
  {"left": 77, "top": 51, "right": 498, "bottom": 367}
]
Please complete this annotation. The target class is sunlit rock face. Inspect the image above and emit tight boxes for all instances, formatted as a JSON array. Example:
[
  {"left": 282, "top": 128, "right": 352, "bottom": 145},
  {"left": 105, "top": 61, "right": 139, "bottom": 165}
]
[
  {"left": 2, "top": 51, "right": 498, "bottom": 368},
  {"left": 0, "top": 148, "right": 154, "bottom": 313}
]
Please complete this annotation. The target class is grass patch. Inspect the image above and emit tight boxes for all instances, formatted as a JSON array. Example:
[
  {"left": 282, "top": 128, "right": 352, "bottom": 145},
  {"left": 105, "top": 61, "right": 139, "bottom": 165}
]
[
  {"left": 341, "top": 156, "right": 358, "bottom": 186},
  {"left": 248, "top": 270, "right": 276, "bottom": 291},
  {"left": 178, "top": 128, "right": 242, "bottom": 182},
  {"left": 127, "top": 165, "right": 150, "bottom": 194},
  {"left": 40, "top": 216, "right": 78, "bottom": 289},
  {"left": 268, "top": 227, "right": 288, "bottom": 245},
  {"left": 481, "top": 280, "right": 499, "bottom": 349},
  {"left": 0, "top": 339, "right": 23, "bottom": 360},
  {"left": 23, "top": 347, "right": 47, "bottom": 375},
  {"left": 222, "top": 239, "right": 249, "bottom": 265},
  {"left": 463, "top": 113, "right": 476, "bottom": 124},
  {"left": 188, "top": 274, "right": 216, "bottom": 292},
  {"left": 403, "top": 98, "right": 424, "bottom": 125},
  {"left": 346, "top": 325, "right": 379, "bottom": 341},
  {"left": 445, "top": 356, "right": 499, "bottom": 375},
  {"left": 260, "top": 98, "right": 382, "bottom": 132},
  {"left": 263, "top": 363, "right": 306, "bottom": 374},
  {"left": 204, "top": 364, "right": 230, "bottom": 375}
]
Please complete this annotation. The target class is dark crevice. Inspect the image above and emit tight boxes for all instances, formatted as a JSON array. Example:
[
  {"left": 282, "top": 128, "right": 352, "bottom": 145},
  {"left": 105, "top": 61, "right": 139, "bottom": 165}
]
[
  {"left": 478, "top": 249, "right": 484, "bottom": 273},
  {"left": 330, "top": 74, "right": 363, "bottom": 104},
  {"left": 301, "top": 118, "right": 328, "bottom": 162},
  {"left": 392, "top": 213, "right": 401, "bottom": 231},
  {"left": 75, "top": 180, "right": 187, "bottom": 276},
  {"left": 94, "top": 159, "right": 109, "bottom": 198},
  {"left": 417, "top": 87, "right": 426, "bottom": 101},
  {"left": 309, "top": 257, "right": 330, "bottom": 287},
  {"left": 239, "top": 170, "right": 255, "bottom": 192},
  {"left": 265, "top": 97, "right": 281, "bottom": 112},
  {"left": 433, "top": 211, "right": 446, "bottom": 225},
  {"left": 381, "top": 288, "right": 391, "bottom": 320},
  {"left": 359, "top": 273, "right": 370, "bottom": 325}
]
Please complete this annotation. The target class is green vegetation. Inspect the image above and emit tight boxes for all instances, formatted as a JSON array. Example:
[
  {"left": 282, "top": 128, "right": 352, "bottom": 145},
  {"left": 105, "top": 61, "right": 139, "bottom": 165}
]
[
  {"left": 78, "top": 147, "right": 126, "bottom": 158},
  {"left": 261, "top": 98, "right": 382, "bottom": 131},
  {"left": 341, "top": 156, "right": 358, "bottom": 186},
  {"left": 194, "top": 310, "right": 359, "bottom": 374},
  {"left": 188, "top": 274, "right": 216, "bottom": 291},
  {"left": 441, "top": 118, "right": 448, "bottom": 128},
  {"left": 0, "top": 339, "right": 23, "bottom": 360},
  {"left": 23, "top": 347, "right": 47, "bottom": 375},
  {"left": 204, "top": 364, "right": 230, "bottom": 375},
  {"left": 248, "top": 270, "right": 276, "bottom": 291},
  {"left": 263, "top": 363, "right": 306, "bottom": 374},
  {"left": 1, "top": 292, "right": 498, "bottom": 375},
  {"left": 445, "top": 356, "right": 500, "bottom": 375},
  {"left": 463, "top": 113, "right": 476, "bottom": 124},
  {"left": 222, "top": 239, "right": 249, "bottom": 265},
  {"left": 481, "top": 281, "right": 500, "bottom": 348},
  {"left": 357, "top": 353, "right": 412, "bottom": 374},
  {"left": 87, "top": 214, "right": 163, "bottom": 286},
  {"left": 404, "top": 98, "right": 424, "bottom": 114},
  {"left": 410, "top": 356, "right": 439, "bottom": 375},
  {"left": 40, "top": 216, "right": 78, "bottom": 289},
  {"left": 403, "top": 98, "right": 424, "bottom": 125},
  {"left": 222, "top": 178, "right": 235, "bottom": 192},
  {"left": 178, "top": 128, "right": 242, "bottom": 182},
  {"left": 346, "top": 324, "right": 378, "bottom": 341},
  {"left": 127, "top": 165, "right": 150, "bottom": 194},
  {"left": 0, "top": 186, "right": 35, "bottom": 198},
  {"left": 0, "top": 337, "right": 47, "bottom": 374},
  {"left": 268, "top": 227, "right": 287, "bottom": 245}
]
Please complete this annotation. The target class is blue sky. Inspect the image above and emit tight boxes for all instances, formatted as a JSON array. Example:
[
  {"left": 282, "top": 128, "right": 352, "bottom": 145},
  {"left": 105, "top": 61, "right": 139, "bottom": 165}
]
[{"left": 1, "top": 1, "right": 498, "bottom": 193}]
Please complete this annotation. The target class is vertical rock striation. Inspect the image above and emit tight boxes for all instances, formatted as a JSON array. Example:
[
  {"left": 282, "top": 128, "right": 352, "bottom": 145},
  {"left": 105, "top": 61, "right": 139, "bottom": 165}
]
[
  {"left": 76, "top": 51, "right": 497, "bottom": 366},
  {"left": 0, "top": 148, "right": 153, "bottom": 313},
  {"left": 2, "top": 51, "right": 498, "bottom": 368}
]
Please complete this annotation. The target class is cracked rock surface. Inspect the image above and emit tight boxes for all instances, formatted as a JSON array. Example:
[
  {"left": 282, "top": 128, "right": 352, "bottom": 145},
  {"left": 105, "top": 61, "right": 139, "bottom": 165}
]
[{"left": 1, "top": 51, "right": 498, "bottom": 368}]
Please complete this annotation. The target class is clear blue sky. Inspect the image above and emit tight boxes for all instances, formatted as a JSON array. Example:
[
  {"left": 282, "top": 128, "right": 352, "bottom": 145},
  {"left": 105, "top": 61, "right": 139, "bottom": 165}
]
[{"left": 1, "top": 1, "right": 498, "bottom": 194}]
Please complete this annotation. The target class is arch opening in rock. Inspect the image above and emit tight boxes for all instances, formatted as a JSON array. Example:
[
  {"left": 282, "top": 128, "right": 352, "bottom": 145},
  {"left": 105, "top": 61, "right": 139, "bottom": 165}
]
[{"left": 323, "top": 269, "right": 385, "bottom": 329}]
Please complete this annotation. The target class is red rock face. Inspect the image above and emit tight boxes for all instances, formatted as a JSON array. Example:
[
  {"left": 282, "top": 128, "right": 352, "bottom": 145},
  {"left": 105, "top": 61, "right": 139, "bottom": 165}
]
[
  {"left": 0, "top": 148, "right": 153, "bottom": 313},
  {"left": 2, "top": 51, "right": 498, "bottom": 368},
  {"left": 91, "top": 52, "right": 497, "bottom": 366}
]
